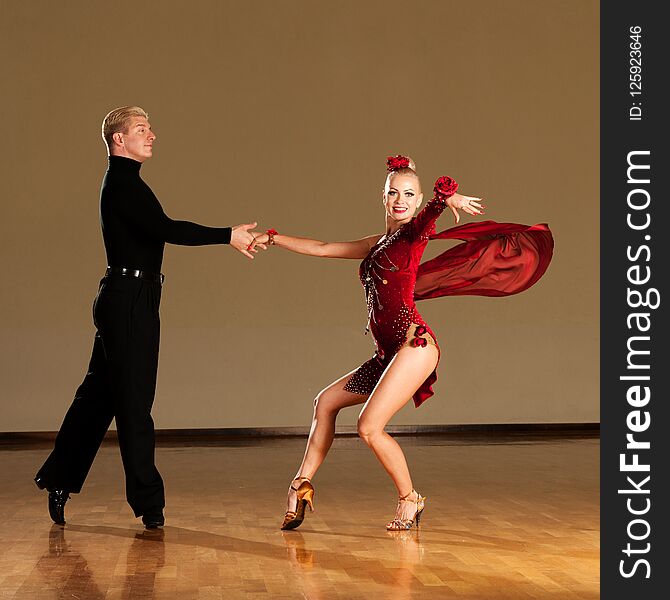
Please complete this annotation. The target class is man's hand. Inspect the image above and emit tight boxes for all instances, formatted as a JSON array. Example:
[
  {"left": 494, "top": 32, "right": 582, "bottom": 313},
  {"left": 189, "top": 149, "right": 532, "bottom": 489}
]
[{"left": 230, "top": 222, "right": 267, "bottom": 259}]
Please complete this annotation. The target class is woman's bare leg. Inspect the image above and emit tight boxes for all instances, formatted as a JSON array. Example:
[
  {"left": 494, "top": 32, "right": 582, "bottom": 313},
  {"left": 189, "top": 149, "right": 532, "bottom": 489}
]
[
  {"left": 356, "top": 345, "right": 439, "bottom": 520},
  {"left": 286, "top": 370, "right": 367, "bottom": 512}
]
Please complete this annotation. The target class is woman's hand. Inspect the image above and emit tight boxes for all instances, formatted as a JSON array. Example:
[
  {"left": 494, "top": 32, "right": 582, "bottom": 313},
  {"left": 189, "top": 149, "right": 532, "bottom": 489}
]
[
  {"left": 248, "top": 231, "right": 270, "bottom": 245},
  {"left": 447, "top": 193, "right": 485, "bottom": 224},
  {"left": 246, "top": 231, "right": 269, "bottom": 253}
]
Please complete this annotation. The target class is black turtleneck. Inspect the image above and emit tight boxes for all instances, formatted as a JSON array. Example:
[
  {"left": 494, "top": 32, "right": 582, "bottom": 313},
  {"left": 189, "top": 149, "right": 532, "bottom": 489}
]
[{"left": 100, "top": 155, "right": 232, "bottom": 273}]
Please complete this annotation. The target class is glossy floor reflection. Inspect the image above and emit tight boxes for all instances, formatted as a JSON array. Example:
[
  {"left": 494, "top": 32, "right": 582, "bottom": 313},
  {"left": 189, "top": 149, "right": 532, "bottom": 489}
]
[{"left": 0, "top": 436, "right": 599, "bottom": 599}]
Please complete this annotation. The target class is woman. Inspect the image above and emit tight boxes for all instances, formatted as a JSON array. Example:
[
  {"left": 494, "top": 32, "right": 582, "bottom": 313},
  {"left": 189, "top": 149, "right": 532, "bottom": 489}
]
[{"left": 249, "top": 156, "right": 552, "bottom": 531}]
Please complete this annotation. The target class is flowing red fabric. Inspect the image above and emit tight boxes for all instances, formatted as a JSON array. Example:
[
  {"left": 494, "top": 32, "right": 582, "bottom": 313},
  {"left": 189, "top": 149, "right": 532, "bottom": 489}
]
[{"left": 414, "top": 220, "right": 554, "bottom": 301}]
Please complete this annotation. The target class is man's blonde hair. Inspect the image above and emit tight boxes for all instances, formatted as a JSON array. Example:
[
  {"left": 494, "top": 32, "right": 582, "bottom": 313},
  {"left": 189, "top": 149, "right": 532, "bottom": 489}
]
[{"left": 101, "top": 106, "right": 149, "bottom": 150}]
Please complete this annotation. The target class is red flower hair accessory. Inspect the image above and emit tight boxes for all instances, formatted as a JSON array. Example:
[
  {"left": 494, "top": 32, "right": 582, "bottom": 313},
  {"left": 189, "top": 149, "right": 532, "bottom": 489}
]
[
  {"left": 386, "top": 155, "right": 411, "bottom": 172},
  {"left": 414, "top": 325, "right": 427, "bottom": 337},
  {"left": 433, "top": 176, "right": 459, "bottom": 200}
]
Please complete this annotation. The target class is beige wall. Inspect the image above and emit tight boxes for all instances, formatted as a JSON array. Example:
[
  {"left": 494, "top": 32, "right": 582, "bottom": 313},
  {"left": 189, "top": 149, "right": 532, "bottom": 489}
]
[{"left": 1, "top": 1, "right": 599, "bottom": 431}]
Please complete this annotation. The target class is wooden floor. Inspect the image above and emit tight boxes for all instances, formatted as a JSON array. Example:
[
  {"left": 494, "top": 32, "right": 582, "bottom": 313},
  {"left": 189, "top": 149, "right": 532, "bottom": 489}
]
[{"left": 0, "top": 435, "right": 599, "bottom": 599}]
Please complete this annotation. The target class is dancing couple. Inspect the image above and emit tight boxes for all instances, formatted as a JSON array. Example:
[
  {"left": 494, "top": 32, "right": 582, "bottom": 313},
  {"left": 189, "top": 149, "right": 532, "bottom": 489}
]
[{"left": 35, "top": 106, "right": 553, "bottom": 531}]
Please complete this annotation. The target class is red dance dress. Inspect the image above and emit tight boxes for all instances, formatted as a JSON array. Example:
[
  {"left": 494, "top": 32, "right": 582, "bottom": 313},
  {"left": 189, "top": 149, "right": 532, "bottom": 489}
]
[{"left": 343, "top": 187, "right": 554, "bottom": 407}]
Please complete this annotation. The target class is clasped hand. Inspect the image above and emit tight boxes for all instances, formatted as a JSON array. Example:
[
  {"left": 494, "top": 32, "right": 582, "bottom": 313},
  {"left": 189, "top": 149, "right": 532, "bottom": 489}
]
[{"left": 229, "top": 222, "right": 268, "bottom": 259}]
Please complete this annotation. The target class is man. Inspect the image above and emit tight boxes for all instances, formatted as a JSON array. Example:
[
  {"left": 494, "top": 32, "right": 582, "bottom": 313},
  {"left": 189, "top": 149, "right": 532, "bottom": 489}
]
[{"left": 34, "top": 106, "right": 263, "bottom": 528}]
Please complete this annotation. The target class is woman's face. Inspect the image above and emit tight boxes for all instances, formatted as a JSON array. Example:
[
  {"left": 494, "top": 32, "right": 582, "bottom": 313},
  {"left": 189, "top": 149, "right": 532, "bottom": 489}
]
[{"left": 383, "top": 174, "right": 423, "bottom": 223}]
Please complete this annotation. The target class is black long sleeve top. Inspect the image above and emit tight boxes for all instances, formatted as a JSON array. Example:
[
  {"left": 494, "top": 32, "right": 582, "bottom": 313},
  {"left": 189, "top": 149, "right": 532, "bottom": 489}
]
[{"left": 100, "top": 155, "right": 232, "bottom": 273}]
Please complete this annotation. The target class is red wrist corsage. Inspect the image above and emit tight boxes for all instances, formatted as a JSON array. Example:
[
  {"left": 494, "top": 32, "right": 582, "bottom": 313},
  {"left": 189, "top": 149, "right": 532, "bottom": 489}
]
[
  {"left": 386, "top": 155, "right": 411, "bottom": 172},
  {"left": 433, "top": 176, "right": 459, "bottom": 201},
  {"left": 266, "top": 228, "right": 278, "bottom": 245}
]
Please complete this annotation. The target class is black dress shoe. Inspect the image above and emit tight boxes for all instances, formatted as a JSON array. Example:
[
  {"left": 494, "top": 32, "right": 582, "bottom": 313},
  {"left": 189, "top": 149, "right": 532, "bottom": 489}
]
[
  {"left": 35, "top": 477, "right": 70, "bottom": 525},
  {"left": 141, "top": 511, "right": 165, "bottom": 529},
  {"left": 47, "top": 489, "right": 70, "bottom": 525}
]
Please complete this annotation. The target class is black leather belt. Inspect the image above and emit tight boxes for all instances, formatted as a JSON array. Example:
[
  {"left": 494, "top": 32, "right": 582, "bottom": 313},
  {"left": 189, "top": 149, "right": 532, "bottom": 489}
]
[{"left": 105, "top": 267, "right": 165, "bottom": 284}]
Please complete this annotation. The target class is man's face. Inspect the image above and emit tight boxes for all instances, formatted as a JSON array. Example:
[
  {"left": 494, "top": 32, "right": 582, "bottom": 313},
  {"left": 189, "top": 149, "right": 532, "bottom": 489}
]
[{"left": 114, "top": 116, "right": 156, "bottom": 162}]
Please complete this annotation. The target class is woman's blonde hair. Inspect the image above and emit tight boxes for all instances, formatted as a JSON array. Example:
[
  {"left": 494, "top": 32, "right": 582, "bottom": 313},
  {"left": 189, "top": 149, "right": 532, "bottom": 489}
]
[{"left": 101, "top": 106, "right": 149, "bottom": 149}]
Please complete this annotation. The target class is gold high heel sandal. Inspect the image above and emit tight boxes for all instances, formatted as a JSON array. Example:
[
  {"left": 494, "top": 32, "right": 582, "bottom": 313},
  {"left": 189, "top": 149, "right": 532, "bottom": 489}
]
[
  {"left": 281, "top": 477, "right": 315, "bottom": 530},
  {"left": 386, "top": 489, "right": 426, "bottom": 531}
]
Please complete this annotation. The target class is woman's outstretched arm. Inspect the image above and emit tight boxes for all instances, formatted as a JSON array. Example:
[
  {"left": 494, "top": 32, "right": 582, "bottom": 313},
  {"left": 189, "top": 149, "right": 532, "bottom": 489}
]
[{"left": 249, "top": 231, "right": 383, "bottom": 259}]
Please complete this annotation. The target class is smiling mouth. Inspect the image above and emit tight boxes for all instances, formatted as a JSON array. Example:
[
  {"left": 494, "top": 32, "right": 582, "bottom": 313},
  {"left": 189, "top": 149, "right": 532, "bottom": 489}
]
[{"left": 392, "top": 206, "right": 408, "bottom": 214}]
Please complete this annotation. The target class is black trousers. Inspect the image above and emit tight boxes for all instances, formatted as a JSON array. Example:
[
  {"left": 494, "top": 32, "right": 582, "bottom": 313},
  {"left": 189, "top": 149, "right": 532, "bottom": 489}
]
[{"left": 36, "top": 275, "right": 165, "bottom": 517}]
